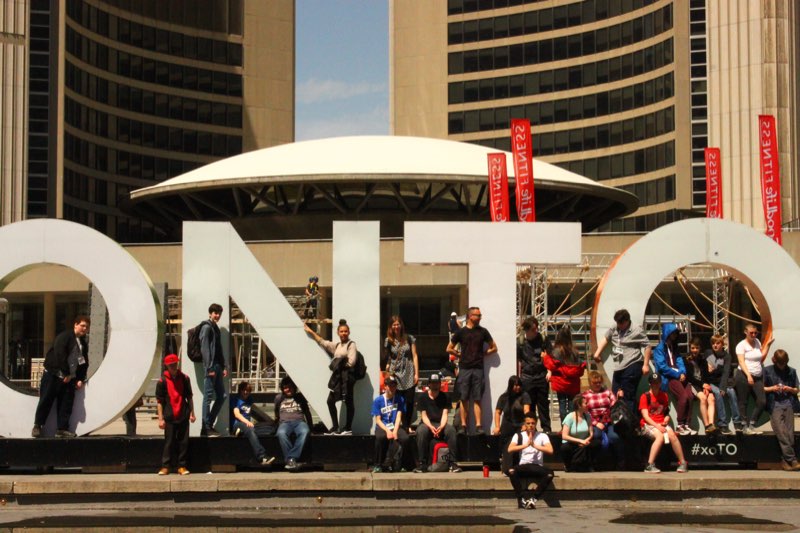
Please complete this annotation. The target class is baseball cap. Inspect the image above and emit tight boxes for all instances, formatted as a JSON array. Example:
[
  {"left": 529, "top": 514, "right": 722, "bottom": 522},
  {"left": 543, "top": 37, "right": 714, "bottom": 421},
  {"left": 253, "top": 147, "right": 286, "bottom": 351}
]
[
  {"left": 429, "top": 373, "right": 442, "bottom": 384},
  {"left": 385, "top": 375, "right": 398, "bottom": 386},
  {"left": 164, "top": 354, "right": 179, "bottom": 365},
  {"left": 450, "top": 312, "right": 457, "bottom": 317},
  {"left": 647, "top": 372, "right": 661, "bottom": 384}
]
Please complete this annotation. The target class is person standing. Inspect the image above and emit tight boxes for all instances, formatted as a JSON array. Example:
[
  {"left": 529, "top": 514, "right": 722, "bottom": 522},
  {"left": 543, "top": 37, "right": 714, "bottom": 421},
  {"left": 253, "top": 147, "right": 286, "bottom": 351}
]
[
  {"left": 517, "top": 317, "right": 552, "bottom": 433},
  {"left": 383, "top": 316, "right": 419, "bottom": 431},
  {"left": 32, "top": 315, "right": 90, "bottom": 438},
  {"left": 275, "top": 376, "right": 313, "bottom": 471},
  {"left": 592, "top": 309, "right": 652, "bottom": 422},
  {"left": 544, "top": 325, "right": 586, "bottom": 423},
  {"left": 507, "top": 413, "right": 554, "bottom": 510},
  {"left": 200, "top": 303, "right": 227, "bottom": 437},
  {"left": 156, "top": 354, "right": 195, "bottom": 475},
  {"left": 446, "top": 306, "right": 497, "bottom": 435},
  {"left": 305, "top": 319, "right": 358, "bottom": 435},
  {"left": 763, "top": 349, "right": 800, "bottom": 471},
  {"left": 735, "top": 323, "right": 773, "bottom": 434}
]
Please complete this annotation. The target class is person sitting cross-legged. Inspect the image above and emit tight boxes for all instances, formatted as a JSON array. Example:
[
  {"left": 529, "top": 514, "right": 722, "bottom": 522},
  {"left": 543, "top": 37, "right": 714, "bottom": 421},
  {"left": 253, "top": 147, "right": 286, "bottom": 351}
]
[
  {"left": 507, "top": 413, "right": 554, "bottom": 510},
  {"left": 274, "top": 377, "right": 313, "bottom": 472}
]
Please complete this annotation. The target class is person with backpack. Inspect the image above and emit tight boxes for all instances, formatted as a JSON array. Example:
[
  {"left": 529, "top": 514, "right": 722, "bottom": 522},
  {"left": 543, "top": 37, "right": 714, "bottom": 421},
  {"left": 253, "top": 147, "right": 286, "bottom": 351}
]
[
  {"left": 371, "top": 375, "right": 409, "bottom": 472},
  {"left": 559, "top": 395, "right": 598, "bottom": 472},
  {"left": 383, "top": 316, "right": 419, "bottom": 432},
  {"left": 414, "top": 373, "right": 461, "bottom": 473},
  {"left": 199, "top": 303, "right": 227, "bottom": 437},
  {"left": 508, "top": 413, "right": 554, "bottom": 510},
  {"left": 305, "top": 319, "right": 358, "bottom": 435}
]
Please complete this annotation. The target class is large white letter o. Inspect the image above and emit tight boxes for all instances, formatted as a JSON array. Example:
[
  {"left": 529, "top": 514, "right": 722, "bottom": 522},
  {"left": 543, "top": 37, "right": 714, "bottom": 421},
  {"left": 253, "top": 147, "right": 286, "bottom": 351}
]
[
  {"left": 0, "top": 220, "right": 162, "bottom": 437},
  {"left": 593, "top": 218, "right": 800, "bottom": 368}
]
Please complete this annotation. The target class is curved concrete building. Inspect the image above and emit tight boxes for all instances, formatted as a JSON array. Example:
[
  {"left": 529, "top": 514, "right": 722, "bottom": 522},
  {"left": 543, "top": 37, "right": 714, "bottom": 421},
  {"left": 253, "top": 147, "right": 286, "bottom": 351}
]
[{"left": 127, "top": 135, "right": 638, "bottom": 240}]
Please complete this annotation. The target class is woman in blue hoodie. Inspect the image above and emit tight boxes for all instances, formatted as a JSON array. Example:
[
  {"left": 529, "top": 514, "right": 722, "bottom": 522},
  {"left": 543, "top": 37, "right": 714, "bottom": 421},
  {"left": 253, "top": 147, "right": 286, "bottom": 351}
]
[{"left": 653, "top": 324, "right": 696, "bottom": 435}]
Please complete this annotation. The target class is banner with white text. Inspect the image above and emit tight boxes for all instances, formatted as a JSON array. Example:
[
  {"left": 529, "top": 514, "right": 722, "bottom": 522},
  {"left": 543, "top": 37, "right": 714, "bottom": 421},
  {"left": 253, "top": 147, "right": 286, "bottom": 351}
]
[
  {"left": 487, "top": 153, "right": 510, "bottom": 222},
  {"left": 511, "top": 119, "right": 536, "bottom": 222},
  {"left": 758, "top": 115, "right": 782, "bottom": 245},
  {"left": 704, "top": 147, "right": 722, "bottom": 218}
]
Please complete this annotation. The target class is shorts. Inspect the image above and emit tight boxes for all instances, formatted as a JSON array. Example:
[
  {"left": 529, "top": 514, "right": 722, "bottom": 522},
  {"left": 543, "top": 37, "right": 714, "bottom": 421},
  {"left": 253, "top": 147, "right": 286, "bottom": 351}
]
[
  {"left": 456, "top": 367, "right": 485, "bottom": 401},
  {"left": 642, "top": 423, "right": 667, "bottom": 440}
]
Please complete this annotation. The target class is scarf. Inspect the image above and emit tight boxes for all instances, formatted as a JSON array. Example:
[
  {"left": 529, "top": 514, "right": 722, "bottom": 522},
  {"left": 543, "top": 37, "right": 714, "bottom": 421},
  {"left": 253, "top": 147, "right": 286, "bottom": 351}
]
[{"left": 163, "top": 370, "right": 185, "bottom": 419}]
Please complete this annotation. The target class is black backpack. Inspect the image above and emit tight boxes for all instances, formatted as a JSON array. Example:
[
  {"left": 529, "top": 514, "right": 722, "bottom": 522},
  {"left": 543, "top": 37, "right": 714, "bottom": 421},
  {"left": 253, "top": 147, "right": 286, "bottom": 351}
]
[
  {"left": 353, "top": 350, "right": 367, "bottom": 381},
  {"left": 610, "top": 396, "right": 636, "bottom": 437},
  {"left": 186, "top": 320, "right": 208, "bottom": 363}
]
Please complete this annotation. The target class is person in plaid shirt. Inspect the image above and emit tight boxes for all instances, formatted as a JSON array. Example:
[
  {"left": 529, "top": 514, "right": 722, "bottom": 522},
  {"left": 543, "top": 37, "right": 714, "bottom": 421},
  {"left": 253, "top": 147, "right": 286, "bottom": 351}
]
[{"left": 582, "top": 371, "right": 625, "bottom": 470}]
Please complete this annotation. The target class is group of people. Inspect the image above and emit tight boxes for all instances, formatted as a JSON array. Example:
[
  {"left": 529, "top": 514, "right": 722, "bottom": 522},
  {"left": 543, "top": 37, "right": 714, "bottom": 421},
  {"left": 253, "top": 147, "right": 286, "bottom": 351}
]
[{"left": 31, "top": 303, "right": 799, "bottom": 492}]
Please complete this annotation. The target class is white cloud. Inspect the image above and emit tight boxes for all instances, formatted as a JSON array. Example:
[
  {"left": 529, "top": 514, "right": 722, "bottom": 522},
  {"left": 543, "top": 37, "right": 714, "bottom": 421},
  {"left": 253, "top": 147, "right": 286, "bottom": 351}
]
[
  {"left": 296, "top": 104, "right": 389, "bottom": 141},
  {"left": 297, "top": 78, "right": 387, "bottom": 104}
]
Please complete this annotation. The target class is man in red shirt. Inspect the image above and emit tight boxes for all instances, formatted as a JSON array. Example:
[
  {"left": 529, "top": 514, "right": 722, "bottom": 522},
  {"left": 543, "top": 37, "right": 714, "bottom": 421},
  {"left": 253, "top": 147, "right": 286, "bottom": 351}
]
[{"left": 639, "top": 373, "right": 688, "bottom": 474}]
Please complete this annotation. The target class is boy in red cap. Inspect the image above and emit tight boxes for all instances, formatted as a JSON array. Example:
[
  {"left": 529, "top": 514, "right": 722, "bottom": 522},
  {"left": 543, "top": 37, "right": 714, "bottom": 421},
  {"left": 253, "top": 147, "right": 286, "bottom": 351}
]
[{"left": 156, "top": 354, "right": 196, "bottom": 475}]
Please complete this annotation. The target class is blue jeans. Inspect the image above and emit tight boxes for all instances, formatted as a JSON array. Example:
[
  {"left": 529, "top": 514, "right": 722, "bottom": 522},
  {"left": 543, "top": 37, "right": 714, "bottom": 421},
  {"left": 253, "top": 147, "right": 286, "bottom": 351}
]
[
  {"left": 711, "top": 385, "right": 741, "bottom": 427},
  {"left": 233, "top": 420, "right": 266, "bottom": 460},
  {"left": 557, "top": 393, "right": 574, "bottom": 423},
  {"left": 611, "top": 360, "right": 644, "bottom": 421},
  {"left": 593, "top": 424, "right": 625, "bottom": 468},
  {"left": 203, "top": 364, "right": 227, "bottom": 430},
  {"left": 277, "top": 420, "right": 310, "bottom": 461}
]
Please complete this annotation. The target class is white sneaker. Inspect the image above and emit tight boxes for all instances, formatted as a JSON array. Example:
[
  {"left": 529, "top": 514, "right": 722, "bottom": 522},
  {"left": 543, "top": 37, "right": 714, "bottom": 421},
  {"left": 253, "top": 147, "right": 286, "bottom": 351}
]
[{"left": 525, "top": 498, "right": 536, "bottom": 509}]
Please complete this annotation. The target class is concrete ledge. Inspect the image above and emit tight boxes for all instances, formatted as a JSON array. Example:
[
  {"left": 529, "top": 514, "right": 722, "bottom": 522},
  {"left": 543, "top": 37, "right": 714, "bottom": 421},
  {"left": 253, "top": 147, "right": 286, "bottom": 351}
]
[{"left": 5, "top": 471, "right": 800, "bottom": 496}]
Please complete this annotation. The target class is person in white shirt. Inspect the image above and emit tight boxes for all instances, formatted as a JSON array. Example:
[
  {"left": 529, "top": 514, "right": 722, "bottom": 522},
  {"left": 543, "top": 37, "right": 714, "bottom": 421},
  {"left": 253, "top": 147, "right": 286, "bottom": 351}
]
[
  {"left": 507, "top": 413, "right": 554, "bottom": 510},
  {"left": 734, "top": 323, "right": 774, "bottom": 435}
]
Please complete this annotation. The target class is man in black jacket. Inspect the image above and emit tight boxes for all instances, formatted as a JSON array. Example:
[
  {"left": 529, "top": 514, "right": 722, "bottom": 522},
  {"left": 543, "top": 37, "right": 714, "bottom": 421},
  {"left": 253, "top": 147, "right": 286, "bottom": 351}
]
[
  {"left": 32, "top": 315, "right": 90, "bottom": 438},
  {"left": 517, "top": 318, "right": 552, "bottom": 433}
]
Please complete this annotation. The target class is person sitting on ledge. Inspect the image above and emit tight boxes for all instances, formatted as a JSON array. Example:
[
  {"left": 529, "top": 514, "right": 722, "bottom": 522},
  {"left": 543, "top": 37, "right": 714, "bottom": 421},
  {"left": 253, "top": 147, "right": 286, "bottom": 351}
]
[
  {"left": 232, "top": 381, "right": 275, "bottom": 467},
  {"left": 371, "top": 375, "right": 409, "bottom": 473},
  {"left": 684, "top": 337, "right": 717, "bottom": 434},
  {"left": 415, "top": 373, "right": 461, "bottom": 473},
  {"left": 560, "top": 395, "right": 598, "bottom": 472},
  {"left": 640, "top": 372, "right": 688, "bottom": 474},
  {"left": 274, "top": 376, "right": 313, "bottom": 472},
  {"left": 508, "top": 413, "right": 554, "bottom": 510}
]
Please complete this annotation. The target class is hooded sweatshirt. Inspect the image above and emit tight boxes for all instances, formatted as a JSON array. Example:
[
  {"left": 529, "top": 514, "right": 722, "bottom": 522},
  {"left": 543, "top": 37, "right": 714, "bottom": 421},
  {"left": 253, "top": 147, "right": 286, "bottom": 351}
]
[{"left": 652, "top": 323, "right": 685, "bottom": 390}]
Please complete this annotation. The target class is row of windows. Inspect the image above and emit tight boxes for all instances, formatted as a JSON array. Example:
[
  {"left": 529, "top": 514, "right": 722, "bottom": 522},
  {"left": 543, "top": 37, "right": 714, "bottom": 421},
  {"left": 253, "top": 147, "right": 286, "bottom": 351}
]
[
  {"left": 64, "top": 132, "right": 211, "bottom": 182},
  {"left": 463, "top": 106, "right": 674, "bottom": 159},
  {"left": 449, "top": 73, "right": 674, "bottom": 134},
  {"left": 474, "top": 138, "right": 676, "bottom": 182},
  {"left": 67, "top": 0, "right": 243, "bottom": 66},
  {"left": 66, "top": 27, "right": 243, "bottom": 97},
  {"left": 597, "top": 208, "right": 682, "bottom": 233},
  {"left": 63, "top": 201, "right": 165, "bottom": 243},
  {"left": 448, "top": 5, "right": 673, "bottom": 74},
  {"left": 449, "top": 38, "right": 672, "bottom": 104},
  {"left": 619, "top": 175, "right": 675, "bottom": 207},
  {"left": 65, "top": 63, "right": 243, "bottom": 129},
  {"left": 448, "top": 0, "right": 541, "bottom": 15},
  {"left": 102, "top": 0, "right": 244, "bottom": 35},
  {"left": 27, "top": 2, "right": 52, "bottom": 218},
  {"left": 449, "top": 0, "right": 660, "bottom": 44},
  {"left": 64, "top": 97, "right": 243, "bottom": 159}
]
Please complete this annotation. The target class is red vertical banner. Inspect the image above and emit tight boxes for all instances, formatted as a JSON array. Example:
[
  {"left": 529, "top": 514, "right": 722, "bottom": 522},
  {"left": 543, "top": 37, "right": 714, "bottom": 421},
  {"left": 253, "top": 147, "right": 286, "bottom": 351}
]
[
  {"left": 757, "top": 115, "right": 782, "bottom": 245},
  {"left": 704, "top": 147, "right": 723, "bottom": 218},
  {"left": 511, "top": 118, "right": 536, "bottom": 221},
  {"left": 487, "top": 153, "right": 510, "bottom": 222}
]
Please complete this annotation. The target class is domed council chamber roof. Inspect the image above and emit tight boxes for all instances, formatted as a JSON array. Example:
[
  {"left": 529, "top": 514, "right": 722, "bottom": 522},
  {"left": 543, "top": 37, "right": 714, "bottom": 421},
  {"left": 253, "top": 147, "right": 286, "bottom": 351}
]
[{"left": 127, "top": 135, "right": 637, "bottom": 240}]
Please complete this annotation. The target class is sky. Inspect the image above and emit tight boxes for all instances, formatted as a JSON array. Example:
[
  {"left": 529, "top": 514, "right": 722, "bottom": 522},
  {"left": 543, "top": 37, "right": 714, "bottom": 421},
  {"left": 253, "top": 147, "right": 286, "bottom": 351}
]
[{"left": 295, "top": 0, "right": 389, "bottom": 141}]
